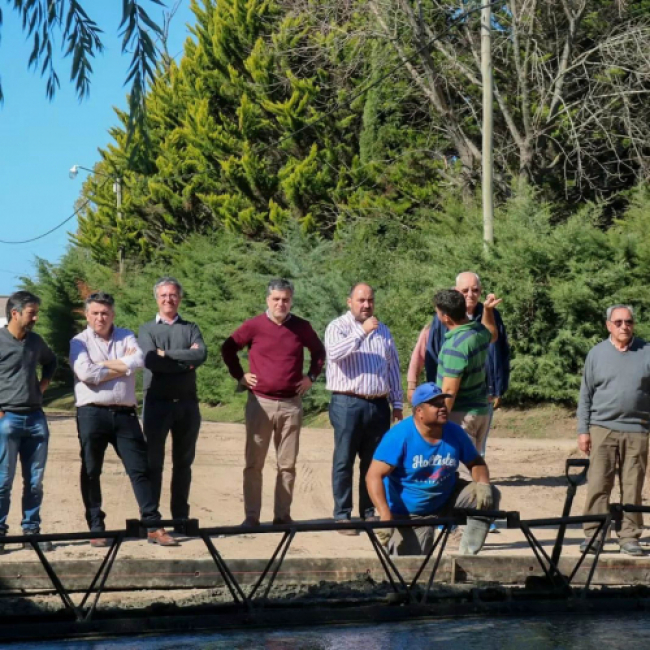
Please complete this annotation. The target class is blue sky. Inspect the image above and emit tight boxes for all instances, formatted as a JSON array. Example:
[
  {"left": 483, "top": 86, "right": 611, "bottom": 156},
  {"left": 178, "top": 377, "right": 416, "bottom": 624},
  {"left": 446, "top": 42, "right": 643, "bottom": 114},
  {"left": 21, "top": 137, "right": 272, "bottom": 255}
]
[{"left": 0, "top": 1, "right": 197, "bottom": 295}]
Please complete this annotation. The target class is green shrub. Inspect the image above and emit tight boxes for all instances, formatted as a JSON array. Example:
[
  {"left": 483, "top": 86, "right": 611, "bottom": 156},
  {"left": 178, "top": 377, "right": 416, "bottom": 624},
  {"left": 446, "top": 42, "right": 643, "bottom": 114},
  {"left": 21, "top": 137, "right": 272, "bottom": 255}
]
[{"left": 25, "top": 184, "right": 650, "bottom": 413}]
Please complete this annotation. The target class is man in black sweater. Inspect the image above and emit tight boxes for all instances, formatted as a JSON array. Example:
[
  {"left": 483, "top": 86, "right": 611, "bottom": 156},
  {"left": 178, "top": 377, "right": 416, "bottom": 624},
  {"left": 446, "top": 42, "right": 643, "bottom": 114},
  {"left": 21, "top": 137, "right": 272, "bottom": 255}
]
[{"left": 139, "top": 277, "right": 208, "bottom": 532}]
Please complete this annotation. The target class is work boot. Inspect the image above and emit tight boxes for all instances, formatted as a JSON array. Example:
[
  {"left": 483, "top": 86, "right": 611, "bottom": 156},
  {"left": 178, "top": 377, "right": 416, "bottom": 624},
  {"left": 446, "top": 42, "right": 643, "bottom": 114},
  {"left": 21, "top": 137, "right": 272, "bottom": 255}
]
[
  {"left": 458, "top": 518, "right": 490, "bottom": 555},
  {"left": 579, "top": 539, "right": 602, "bottom": 555},
  {"left": 620, "top": 541, "right": 644, "bottom": 557},
  {"left": 335, "top": 519, "right": 359, "bottom": 536},
  {"left": 272, "top": 516, "right": 294, "bottom": 526},
  {"left": 240, "top": 517, "right": 260, "bottom": 528},
  {"left": 21, "top": 530, "right": 53, "bottom": 553},
  {"left": 0, "top": 536, "right": 5, "bottom": 555}
]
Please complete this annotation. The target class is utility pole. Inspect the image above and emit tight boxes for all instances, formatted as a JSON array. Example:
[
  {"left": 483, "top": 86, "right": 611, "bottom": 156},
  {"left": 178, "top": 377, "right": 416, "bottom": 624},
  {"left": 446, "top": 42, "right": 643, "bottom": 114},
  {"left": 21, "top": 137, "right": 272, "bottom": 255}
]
[
  {"left": 481, "top": 0, "right": 494, "bottom": 250},
  {"left": 113, "top": 177, "right": 124, "bottom": 278}
]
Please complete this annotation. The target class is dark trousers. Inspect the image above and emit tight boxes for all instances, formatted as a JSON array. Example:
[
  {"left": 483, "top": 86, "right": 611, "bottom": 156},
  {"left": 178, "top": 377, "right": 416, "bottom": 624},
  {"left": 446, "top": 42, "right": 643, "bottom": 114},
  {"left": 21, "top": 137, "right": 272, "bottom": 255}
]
[
  {"left": 76, "top": 406, "right": 161, "bottom": 532},
  {"left": 329, "top": 394, "right": 391, "bottom": 520},
  {"left": 143, "top": 397, "right": 201, "bottom": 520}
]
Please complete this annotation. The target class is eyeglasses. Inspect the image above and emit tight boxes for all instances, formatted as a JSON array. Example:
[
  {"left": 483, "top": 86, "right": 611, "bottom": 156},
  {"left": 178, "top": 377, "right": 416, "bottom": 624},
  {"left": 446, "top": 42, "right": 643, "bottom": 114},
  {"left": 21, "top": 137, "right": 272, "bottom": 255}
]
[
  {"left": 610, "top": 319, "right": 634, "bottom": 327},
  {"left": 87, "top": 292, "right": 115, "bottom": 307}
]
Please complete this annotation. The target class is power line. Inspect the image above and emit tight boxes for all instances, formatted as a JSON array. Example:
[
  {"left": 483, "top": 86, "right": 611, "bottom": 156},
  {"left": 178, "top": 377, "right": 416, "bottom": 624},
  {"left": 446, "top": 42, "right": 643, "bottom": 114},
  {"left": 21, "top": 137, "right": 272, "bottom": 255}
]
[
  {"left": 0, "top": 202, "right": 86, "bottom": 245},
  {"left": 0, "top": 179, "right": 111, "bottom": 245}
]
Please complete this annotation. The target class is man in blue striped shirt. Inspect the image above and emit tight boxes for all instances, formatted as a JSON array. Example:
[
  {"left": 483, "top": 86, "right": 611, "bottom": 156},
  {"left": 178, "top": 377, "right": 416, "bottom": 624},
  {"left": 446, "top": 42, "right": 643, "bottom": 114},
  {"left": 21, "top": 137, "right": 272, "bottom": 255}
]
[{"left": 325, "top": 283, "right": 403, "bottom": 535}]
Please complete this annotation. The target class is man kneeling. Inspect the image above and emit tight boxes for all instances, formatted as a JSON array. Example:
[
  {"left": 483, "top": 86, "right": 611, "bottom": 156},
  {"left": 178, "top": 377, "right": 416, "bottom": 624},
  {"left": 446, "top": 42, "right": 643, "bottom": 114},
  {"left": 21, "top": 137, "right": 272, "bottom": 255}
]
[{"left": 366, "top": 382, "right": 500, "bottom": 555}]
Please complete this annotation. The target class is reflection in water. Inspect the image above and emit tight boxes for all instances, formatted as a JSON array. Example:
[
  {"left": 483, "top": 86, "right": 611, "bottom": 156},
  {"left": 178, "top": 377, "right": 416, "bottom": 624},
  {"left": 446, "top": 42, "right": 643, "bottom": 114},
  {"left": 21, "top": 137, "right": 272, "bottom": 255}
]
[{"left": 4, "top": 613, "right": 650, "bottom": 650}]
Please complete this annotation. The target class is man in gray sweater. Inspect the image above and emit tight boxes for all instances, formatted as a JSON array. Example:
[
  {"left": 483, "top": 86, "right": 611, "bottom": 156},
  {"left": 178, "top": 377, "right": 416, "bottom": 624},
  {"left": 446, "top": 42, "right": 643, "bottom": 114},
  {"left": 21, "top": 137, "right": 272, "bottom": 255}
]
[
  {"left": 577, "top": 304, "right": 650, "bottom": 556},
  {"left": 139, "top": 277, "right": 208, "bottom": 533}
]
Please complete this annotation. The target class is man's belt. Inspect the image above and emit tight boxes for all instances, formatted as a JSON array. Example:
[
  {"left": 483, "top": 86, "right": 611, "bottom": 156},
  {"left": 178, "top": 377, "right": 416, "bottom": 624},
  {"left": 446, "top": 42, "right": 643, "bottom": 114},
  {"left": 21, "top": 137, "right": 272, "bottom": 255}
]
[
  {"left": 333, "top": 391, "right": 389, "bottom": 401},
  {"left": 80, "top": 404, "right": 137, "bottom": 413}
]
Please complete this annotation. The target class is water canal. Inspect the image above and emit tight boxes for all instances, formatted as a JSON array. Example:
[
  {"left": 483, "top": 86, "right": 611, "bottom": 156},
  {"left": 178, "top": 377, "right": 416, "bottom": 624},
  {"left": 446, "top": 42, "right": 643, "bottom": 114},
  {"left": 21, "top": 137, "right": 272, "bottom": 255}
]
[{"left": 3, "top": 612, "right": 646, "bottom": 649}]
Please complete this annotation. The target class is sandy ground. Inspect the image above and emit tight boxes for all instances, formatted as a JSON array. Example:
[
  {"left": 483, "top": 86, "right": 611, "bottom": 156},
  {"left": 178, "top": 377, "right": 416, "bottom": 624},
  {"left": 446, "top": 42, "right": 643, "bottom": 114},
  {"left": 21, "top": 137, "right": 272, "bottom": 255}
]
[{"left": 1, "top": 410, "right": 646, "bottom": 562}]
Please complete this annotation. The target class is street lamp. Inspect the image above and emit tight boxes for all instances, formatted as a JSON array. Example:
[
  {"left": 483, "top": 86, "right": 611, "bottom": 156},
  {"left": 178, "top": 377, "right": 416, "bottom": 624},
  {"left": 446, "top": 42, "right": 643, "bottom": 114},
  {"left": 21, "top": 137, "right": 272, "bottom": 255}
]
[{"left": 70, "top": 164, "right": 125, "bottom": 276}]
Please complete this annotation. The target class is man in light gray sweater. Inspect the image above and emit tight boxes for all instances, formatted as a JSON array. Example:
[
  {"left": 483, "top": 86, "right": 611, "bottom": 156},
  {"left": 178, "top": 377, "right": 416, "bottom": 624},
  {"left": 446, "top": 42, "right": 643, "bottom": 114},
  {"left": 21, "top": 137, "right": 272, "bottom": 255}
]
[{"left": 577, "top": 304, "right": 650, "bottom": 557}]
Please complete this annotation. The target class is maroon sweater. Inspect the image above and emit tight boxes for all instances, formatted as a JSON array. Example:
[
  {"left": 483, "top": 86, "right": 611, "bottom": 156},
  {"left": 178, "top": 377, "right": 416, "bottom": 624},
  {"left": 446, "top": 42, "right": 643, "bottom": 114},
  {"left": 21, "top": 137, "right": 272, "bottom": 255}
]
[{"left": 221, "top": 313, "right": 325, "bottom": 399}]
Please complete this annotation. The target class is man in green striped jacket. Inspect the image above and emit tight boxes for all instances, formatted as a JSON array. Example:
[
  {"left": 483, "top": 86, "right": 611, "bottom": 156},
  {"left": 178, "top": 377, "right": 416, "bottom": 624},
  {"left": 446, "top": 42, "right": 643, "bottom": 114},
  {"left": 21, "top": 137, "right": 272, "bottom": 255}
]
[{"left": 435, "top": 289, "right": 501, "bottom": 456}]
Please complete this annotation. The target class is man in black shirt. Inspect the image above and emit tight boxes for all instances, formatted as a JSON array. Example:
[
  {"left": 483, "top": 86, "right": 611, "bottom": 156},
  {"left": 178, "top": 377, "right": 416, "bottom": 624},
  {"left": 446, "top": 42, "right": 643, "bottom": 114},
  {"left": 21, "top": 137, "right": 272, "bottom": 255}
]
[
  {"left": 138, "top": 277, "right": 207, "bottom": 532},
  {"left": 0, "top": 291, "right": 56, "bottom": 553}
]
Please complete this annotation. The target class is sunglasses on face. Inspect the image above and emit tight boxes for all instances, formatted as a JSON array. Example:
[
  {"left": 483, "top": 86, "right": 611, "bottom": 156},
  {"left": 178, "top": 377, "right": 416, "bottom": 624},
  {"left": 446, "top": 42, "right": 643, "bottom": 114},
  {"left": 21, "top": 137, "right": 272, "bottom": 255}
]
[{"left": 610, "top": 319, "right": 634, "bottom": 327}]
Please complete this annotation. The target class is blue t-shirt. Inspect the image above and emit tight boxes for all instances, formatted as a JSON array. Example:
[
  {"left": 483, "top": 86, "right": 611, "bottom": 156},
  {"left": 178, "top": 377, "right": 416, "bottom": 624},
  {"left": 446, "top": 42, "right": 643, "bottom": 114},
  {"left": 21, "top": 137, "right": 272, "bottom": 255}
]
[{"left": 373, "top": 416, "right": 479, "bottom": 516}]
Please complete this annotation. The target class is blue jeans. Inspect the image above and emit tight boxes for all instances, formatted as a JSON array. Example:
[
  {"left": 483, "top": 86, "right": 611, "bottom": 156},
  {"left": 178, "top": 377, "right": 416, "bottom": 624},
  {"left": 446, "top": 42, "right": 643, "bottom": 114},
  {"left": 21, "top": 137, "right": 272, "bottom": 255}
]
[
  {"left": 0, "top": 410, "right": 50, "bottom": 535},
  {"left": 329, "top": 394, "right": 391, "bottom": 520}
]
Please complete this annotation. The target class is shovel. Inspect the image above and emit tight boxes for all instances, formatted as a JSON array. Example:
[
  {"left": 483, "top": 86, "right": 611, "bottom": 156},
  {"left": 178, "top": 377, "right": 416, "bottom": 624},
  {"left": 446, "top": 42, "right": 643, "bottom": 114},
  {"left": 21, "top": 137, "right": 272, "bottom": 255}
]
[{"left": 550, "top": 458, "right": 589, "bottom": 567}]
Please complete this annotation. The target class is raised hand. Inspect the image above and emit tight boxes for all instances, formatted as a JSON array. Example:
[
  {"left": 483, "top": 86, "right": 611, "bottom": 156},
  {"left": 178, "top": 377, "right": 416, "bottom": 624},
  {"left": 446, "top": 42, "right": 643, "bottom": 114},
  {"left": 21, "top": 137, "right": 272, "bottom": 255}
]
[{"left": 484, "top": 294, "right": 503, "bottom": 310}]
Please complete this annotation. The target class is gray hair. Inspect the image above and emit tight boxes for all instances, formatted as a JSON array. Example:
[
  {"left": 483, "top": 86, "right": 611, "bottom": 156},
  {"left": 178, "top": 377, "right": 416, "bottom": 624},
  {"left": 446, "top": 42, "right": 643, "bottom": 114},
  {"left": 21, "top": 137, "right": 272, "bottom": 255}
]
[
  {"left": 455, "top": 271, "right": 481, "bottom": 287},
  {"left": 85, "top": 292, "right": 115, "bottom": 311},
  {"left": 606, "top": 304, "right": 635, "bottom": 321},
  {"left": 267, "top": 278, "right": 294, "bottom": 296},
  {"left": 154, "top": 277, "right": 184, "bottom": 299},
  {"left": 6, "top": 291, "right": 41, "bottom": 321}
]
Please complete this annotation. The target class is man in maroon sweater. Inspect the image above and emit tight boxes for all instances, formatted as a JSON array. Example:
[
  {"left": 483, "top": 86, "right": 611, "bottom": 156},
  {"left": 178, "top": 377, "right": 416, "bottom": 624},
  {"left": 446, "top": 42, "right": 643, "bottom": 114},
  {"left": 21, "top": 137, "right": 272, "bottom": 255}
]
[{"left": 221, "top": 279, "right": 326, "bottom": 526}]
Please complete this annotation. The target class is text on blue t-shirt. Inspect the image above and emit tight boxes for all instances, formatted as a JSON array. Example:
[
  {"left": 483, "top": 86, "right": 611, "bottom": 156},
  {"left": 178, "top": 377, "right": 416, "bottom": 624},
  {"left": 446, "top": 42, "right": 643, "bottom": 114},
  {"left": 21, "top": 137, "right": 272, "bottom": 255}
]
[{"left": 372, "top": 416, "right": 479, "bottom": 516}]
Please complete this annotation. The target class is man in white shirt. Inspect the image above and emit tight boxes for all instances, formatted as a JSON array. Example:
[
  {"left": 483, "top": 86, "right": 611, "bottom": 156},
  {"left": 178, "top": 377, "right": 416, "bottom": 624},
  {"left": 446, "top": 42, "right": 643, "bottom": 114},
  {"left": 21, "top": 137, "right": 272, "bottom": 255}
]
[
  {"left": 70, "top": 292, "right": 177, "bottom": 547},
  {"left": 324, "top": 283, "right": 402, "bottom": 534}
]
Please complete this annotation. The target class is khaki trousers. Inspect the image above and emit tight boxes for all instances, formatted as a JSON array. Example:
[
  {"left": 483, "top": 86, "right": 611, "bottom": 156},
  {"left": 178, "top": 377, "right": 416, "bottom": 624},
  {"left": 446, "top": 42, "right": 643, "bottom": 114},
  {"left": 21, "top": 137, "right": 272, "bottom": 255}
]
[
  {"left": 448, "top": 411, "right": 491, "bottom": 479},
  {"left": 388, "top": 479, "right": 501, "bottom": 556},
  {"left": 244, "top": 392, "right": 302, "bottom": 521},
  {"left": 583, "top": 426, "right": 648, "bottom": 544}
]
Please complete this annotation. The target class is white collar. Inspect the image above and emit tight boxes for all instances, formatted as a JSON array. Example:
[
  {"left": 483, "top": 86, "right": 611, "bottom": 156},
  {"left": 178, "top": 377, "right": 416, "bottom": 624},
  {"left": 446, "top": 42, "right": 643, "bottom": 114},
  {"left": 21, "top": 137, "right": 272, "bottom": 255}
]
[
  {"left": 609, "top": 335, "right": 633, "bottom": 352},
  {"left": 156, "top": 313, "right": 180, "bottom": 325},
  {"left": 265, "top": 310, "right": 291, "bottom": 325}
]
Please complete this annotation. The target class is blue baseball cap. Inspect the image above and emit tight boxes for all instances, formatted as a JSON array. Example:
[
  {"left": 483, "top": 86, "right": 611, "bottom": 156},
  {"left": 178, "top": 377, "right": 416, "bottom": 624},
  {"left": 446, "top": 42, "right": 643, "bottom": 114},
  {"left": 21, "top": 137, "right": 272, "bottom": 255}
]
[{"left": 411, "top": 382, "right": 452, "bottom": 407}]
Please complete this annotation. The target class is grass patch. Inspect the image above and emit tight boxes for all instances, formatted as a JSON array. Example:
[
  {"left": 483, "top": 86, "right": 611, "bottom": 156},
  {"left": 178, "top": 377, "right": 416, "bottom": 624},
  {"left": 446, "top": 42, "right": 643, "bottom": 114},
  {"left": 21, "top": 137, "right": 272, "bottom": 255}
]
[
  {"left": 491, "top": 403, "right": 575, "bottom": 439},
  {"left": 43, "top": 384, "right": 76, "bottom": 412}
]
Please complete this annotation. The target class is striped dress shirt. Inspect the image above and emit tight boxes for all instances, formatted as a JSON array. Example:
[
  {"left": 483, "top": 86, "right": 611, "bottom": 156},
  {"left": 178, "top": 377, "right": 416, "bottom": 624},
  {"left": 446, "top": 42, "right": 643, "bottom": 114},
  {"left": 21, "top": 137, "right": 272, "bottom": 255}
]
[{"left": 325, "top": 311, "right": 403, "bottom": 409}]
